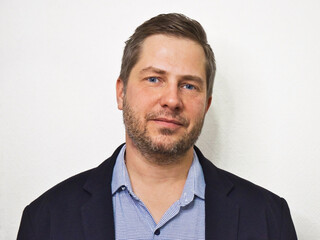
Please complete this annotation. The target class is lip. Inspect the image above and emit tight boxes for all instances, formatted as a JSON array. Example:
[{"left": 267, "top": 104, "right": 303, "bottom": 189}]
[
  {"left": 150, "top": 118, "right": 184, "bottom": 128},
  {"left": 154, "top": 118, "right": 183, "bottom": 125}
]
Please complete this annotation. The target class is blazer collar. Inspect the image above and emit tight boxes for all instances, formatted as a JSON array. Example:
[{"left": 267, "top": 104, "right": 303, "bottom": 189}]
[
  {"left": 195, "top": 146, "right": 239, "bottom": 240},
  {"left": 81, "top": 144, "right": 124, "bottom": 240},
  {"left": 80, "top": 144, "right": 239, "bottom": 240}
]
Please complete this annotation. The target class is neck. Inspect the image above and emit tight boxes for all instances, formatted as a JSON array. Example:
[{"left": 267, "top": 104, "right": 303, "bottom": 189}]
[
  {"left": 124, "top": 138, "right": 194, "bottom": 224},
  {"left": 124, "top": 138, "right": 194, "bottom": 183}
]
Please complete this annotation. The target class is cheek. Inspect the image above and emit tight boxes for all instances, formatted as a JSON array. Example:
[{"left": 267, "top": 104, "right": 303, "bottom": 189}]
[
  {"left": 128, "top": 88, "right": 159, "bottom": 108},
  {"left": 125, "top": 93, "right": 155, "bottom": 118},
  {"left": 186, "top": 99, "right": 207, "bottom": 118}
]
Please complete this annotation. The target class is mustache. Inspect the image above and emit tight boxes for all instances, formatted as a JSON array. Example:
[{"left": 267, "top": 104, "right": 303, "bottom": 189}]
[{"left": 145, "top": 111, "right": 189, "bottom": 126}]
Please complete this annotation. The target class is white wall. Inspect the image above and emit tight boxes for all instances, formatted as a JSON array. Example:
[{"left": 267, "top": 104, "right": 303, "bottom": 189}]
[{"left": 1, "top": 0, "right": 319, "bottom": 239}]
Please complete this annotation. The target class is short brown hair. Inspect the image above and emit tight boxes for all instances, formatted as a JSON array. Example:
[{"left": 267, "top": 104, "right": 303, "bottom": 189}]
[{"left": 119, "top": 13, "right": 216, "bottom": 97}]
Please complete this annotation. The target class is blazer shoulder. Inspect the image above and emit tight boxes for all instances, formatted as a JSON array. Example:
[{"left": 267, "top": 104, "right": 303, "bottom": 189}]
[
  {"left": 27, "top": 166, "right": 94, "bottom": 213},
  {"left": 18, "top": 167, "right": 97, "bottom": 240},
  {"left": 217, "top": 167, "right": 283, "bottom": 204},
  {"left": 26, "top": 144, "right": 123, "bottom": 211},
  {"left": 195, "top": 147, "right": 283, "bottom": 205},
  {"left": 214, "top": 166, "right": 297, "bottom": 239},
  {"left": 18, "top": 145, "right": 124, "bottom": 240},
  {"left": 197, "top": 152, "right": 297, "bottom": 239}
]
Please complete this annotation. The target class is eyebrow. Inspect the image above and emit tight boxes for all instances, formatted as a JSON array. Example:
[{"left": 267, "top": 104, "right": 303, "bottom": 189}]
[
  {"left": 140, "top": 66, "right": 204, "bottom": 84},
  {"left": 140, "top": 66, "right": 166, "bottom": 75}
]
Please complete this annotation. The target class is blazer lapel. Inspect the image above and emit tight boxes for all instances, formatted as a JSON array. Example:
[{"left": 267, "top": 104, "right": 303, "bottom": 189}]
[
  {"left": 81, "top": 145, "right": 124, "bottom": 240},
  {"left": 205, "top": 185, "right": 239, "bottom": 239},
  {"left": 195, "top": 147, "right": 239, "bottom": 240}
]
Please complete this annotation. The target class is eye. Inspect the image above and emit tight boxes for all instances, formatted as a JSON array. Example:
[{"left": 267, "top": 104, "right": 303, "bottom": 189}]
[
  {"left": 183, "top": 84, "right": 196, "bottom": 90},
  {"left": 147, "top": 77, "right": 159, "bottom": 83}
]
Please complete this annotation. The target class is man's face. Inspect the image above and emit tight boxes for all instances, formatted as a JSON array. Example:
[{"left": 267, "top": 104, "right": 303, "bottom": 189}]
[{"left": 117, "top": 34, "right": 211, "bottom": 162}]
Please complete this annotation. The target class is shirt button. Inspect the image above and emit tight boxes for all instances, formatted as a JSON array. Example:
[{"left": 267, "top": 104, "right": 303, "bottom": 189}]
[{"left": 154, "top": 229, "right": 160, "bottom": 235}]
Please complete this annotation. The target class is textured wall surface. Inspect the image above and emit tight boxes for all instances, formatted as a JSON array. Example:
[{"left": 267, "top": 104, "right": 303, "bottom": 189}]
[{"left": 1, "top": 0, "right": 320, "bottom": 239}]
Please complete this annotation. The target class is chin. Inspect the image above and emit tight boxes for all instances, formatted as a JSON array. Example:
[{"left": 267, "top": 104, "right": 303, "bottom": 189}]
[{"left": 148, "top": 136, "right": 190, "bottom": 155}]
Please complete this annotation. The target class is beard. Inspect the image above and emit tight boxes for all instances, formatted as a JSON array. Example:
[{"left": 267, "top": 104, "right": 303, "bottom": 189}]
[{"left": 122, "top": 96, "right": 205, "bottom": 165}]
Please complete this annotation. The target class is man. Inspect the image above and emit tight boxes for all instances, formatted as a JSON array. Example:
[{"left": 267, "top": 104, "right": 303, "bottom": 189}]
[{"left": 17, "top": 13, "right": 297, "bottom": 240}]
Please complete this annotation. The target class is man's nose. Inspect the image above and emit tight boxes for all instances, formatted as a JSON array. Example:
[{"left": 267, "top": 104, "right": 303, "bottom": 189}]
[{"left": 159, "top": 83, "right": 183, "bottom": 111}]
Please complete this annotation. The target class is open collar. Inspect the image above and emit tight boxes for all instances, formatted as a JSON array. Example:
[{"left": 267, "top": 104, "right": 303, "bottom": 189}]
[{"left": 80, "top": 144, "right": 239, "bottom": 240}]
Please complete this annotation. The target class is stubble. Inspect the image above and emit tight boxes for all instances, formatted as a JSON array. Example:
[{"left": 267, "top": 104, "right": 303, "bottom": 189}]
[{"left": 122, "top": 97, "right": 205, "bottom": 165}]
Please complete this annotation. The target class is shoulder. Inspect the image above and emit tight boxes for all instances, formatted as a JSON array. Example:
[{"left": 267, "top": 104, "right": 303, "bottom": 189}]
[
  {"left": 217, "top": 167, "right": 284, "bottom": 206},
  {"left": 195, "top": 146, "right": 286, "bottom": 208},
  {"left": 18, "top": 168, "right": 97, "bottom": 239},
  {"left": 195, "top": 147, "right": 297, "bottom": 239},
  {"left": 24, "top": 144, "right": 123, "bottom": 217},
  {"left": 28, "top": 168, "right": 94, "bottom": 211},
  {"left": 17, "top": 145, "right": 123, "bottom": 239}
]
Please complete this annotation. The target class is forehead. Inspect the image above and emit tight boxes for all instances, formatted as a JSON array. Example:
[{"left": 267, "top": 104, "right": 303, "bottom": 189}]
[{"left": 132, "top": 34, "right": 206, "bottom": 79}]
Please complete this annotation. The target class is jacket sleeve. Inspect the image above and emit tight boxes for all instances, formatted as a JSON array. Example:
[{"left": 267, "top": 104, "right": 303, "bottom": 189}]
[
  {"left": 280, "top": 198, "right": 298, "bottom": 240},
  {"left": 17, "top": 206, "right": 37, "bottom": 240}
]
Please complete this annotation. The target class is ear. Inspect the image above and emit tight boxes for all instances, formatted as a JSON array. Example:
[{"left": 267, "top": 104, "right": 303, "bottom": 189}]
[
  {"left": 205, "top": 96, "right": 212, "bottom": 114},
  {"left": 116, "top": 78, "right": 124, "bottom": 110}
]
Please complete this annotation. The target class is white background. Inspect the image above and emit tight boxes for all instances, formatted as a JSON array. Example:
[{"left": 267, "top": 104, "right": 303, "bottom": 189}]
[{"left": 1, "top": 0, "right": 320, "bottom": 239}]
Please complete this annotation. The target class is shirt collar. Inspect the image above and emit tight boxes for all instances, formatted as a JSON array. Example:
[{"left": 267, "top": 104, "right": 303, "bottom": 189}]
[
  {"left": 111, "top": 144, "right": 206, "bottom": 200},
  {"left": 179, "top": 151, "right": 205, "bottom": 207},
  {"left": 111, "top": 145, "right": 134, "bottom": 195}
]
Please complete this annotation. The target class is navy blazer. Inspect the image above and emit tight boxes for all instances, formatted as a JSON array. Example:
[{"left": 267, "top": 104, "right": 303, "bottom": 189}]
[{"left": 17, "top": 144, "right": 297, "bottom": 239}]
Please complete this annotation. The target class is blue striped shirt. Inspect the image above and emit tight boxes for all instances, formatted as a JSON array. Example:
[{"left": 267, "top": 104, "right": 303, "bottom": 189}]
[{"left": 111, "top": 145, "right": 206, "bottom": 239}]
